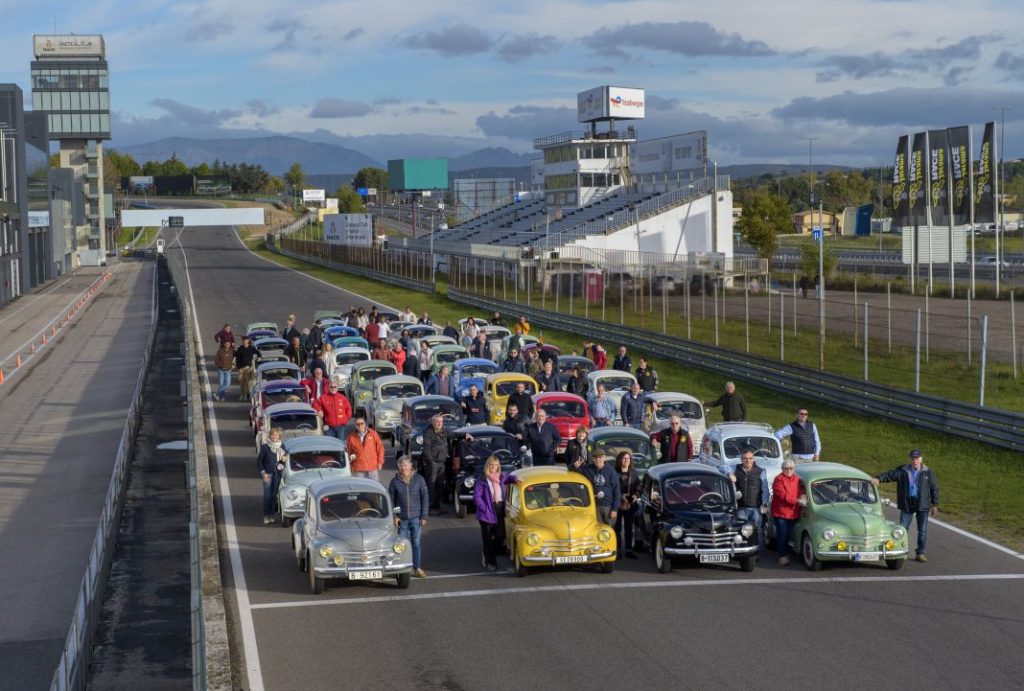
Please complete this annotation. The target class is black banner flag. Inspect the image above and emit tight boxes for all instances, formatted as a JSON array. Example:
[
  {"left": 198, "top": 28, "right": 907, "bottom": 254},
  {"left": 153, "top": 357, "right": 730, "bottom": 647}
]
[
  {"left": 892, "top": 135, "right": 909, "bottom": 227},
  {"left": 947, "top": 126, "right": 971, "bottom": 225},
  {"left": 927, "top": 129, "right": 950, "bottom": 226},
  {"left": 908, "top": 132, "right": 927, "bottom": 223},
  {"left": 975, "top": 121, "right": 996, "bottom": 224}
]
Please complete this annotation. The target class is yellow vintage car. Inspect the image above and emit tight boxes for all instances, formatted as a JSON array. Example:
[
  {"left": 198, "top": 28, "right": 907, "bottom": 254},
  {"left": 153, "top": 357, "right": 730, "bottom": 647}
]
[
  {"left": 504, "top": 467, "right": 617, "bottom": 576},
  {"left": 483, "top": 372, "right": 537, "bottom": 424}
]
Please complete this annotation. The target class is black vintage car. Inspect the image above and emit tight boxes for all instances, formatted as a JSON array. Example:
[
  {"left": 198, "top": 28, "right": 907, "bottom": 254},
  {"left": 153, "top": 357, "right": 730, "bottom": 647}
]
[
  {"left": 449, "top": 424, "right": 530, "bottom": 518},
  {"left": 395, "top": 395, "right": 466, "bottom": 459},
  {"left": 635, "top": 463, "right": 758, "bottom": 573}
]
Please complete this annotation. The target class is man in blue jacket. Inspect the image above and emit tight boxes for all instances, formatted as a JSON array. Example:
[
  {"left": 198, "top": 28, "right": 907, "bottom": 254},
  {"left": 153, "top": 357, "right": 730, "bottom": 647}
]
[
  {"left": 581, "top": 451, "right": 621, "bottom": 525},
  {"left": 388, "top": 455, "right": 429, "bottom": 578},
  {"left": 872, "top": 449, "right": 939, "bottom": 562},
  {"left": 619, "top": 382, "right": 646, "bottom": 429}
]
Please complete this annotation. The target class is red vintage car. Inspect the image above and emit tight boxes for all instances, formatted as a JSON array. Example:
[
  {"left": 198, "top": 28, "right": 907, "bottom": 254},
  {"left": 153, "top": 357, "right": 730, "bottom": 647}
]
[
  {"left": 532, "top": 391, "right": 590, "bottom": 456},
  {"left": 250, "top": 379, "right": 310, "bottom": 430}
]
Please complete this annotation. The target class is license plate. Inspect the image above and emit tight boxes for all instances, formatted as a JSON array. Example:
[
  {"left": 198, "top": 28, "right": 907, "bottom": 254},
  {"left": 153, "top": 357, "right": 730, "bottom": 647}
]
[
  {"left": 854, "top": 553, "right": 880, "bottom": 562},
  {"left": 699, "top": 554, "right": 730, "bottom": 563},
  {"left": 349, "top": 570, "right": 383, "bottom": 580},
  {"left": 554, "top": 555, "right": 589, "bottom": 565}
]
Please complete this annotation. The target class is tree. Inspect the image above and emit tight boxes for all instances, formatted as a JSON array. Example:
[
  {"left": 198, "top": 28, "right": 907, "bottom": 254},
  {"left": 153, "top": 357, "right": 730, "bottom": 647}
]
[
  {"left": 799, "top": 239, "right": 838, "bottom": 280},
  {"left": 352, "top": 167, "right": 388, "bottom": 193},
  {"left": 336, "top": 186, "right": 366, "bottom": 213},
  {"left": 736, "top": 192, "right": 790, "bottom": 259},
  {"left": 192, "top": 162, "right": 212, "bottom": 177},
  {"left": 284, "top": 162, "right": 305, "bottom": 196}
]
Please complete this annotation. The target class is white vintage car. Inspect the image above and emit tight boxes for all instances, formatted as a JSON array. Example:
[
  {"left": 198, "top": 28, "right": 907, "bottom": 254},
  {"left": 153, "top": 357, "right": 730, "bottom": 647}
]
[
  {"left": 586, "top": 369, "right": 639, "bottom": 420},
  {"left": 365, "top": 374, "right": 425, "bottom": 437},
  {"left": 277, "top": 436, "right": 351, "bottom": 526},
  {"left": 254, "top": 402, "right": 323, "bottom": 453},
  {"left": 331, "top": 346, "right": 371, "bottom": 392}
]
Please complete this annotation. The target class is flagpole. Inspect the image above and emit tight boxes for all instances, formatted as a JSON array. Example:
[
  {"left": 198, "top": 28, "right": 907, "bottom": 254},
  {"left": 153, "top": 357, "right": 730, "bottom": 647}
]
[
  {"left": 994, "top": 118, "right": 1001, "bottom": 298},
  {"left": 969, "top": 125, "right": 976, "bottom": 298},
  {"left": 925, "top": 131, "right": 934, "bottom": 295}
]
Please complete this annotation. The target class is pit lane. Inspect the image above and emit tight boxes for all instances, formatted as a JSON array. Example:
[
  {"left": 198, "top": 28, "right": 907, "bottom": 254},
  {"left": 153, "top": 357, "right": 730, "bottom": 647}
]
[{"left": 172, "top": 224, "right": 1024, "bottom": 691}]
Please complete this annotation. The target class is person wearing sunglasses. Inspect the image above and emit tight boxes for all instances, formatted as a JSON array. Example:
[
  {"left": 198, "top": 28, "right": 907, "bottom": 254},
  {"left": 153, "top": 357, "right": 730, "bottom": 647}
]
[{"left": 774, "top": 407, "right": 821, "bottom": 461}]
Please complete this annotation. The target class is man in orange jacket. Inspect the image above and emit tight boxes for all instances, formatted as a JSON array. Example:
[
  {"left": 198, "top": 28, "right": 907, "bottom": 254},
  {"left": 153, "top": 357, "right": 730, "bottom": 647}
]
[
  {"left": 346, "top": 416, "right": 385, "bottom": 481},
  {"left": 314, "top": 383, "right": 353, "bottom": 440}
]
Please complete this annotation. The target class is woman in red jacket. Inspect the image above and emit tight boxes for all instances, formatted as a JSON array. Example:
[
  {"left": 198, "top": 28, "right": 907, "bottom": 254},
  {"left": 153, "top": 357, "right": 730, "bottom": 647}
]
[{"left": 771, "top": 459, "right": 801, "bottom": 565}]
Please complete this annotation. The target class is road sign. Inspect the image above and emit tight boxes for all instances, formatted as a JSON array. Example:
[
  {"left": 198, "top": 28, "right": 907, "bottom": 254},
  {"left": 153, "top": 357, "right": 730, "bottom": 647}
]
[
  {"left": 812, "top": 228, "right": 822, "bottom": 241},
  {"left": 438, "top": 202, "right": 445, "bottom": 211},
  {"left": 367, "top": 188, "right": 377, "bottom": 196},
  {"left": 357, "top": 187, "right": 369, "bottom": 196},
  {"left": 168, "top": 216, "right": 184, "bottom": 228}
]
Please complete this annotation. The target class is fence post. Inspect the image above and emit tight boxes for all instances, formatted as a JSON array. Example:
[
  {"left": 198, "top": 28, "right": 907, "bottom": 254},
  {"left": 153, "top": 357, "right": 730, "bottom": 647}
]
[
  {"left": 620, "top": 268, "right": 625, "bottom": 325},
  {"left": 967, "top": 293, "right": 972, "bottom": 367},
  {"left": 685, "top": 277, "right": 691, "bottom": 340},
  {"left": 863, "top": 302, "right": 869, "bottom": 381},
  {"left": 780, "top": 291, "right": 785, "bottom": 361},
  {"left": 555, "top": 267, "right": 561, "bottom": 313},
  {"left": 602, "top": 268, "right": 607, "bottom": 322},
  {"left": 714, "top": 280, "right": 720, "bottom": 346},
  {"left": 853, "top": 275, "right": 859, "bottom": 346},
  {"left": 744, "top": 276, "right": 750, "bottom": 352},
  {"left": 766, "top": 271, "right": 771, "bottom": 334},
  {"left": 1012, "top": 291, "right": 1018, "bottom": 380},
  {"left": 925, "top": 292, "right": 930, "bottom": 363},
  {"left": 514, "top": 263, "right": 519, "bottom": 304},
  {"left": 979, "top": 314, "right": 988, "bottom": 405},
  {"left": 887, "top": 283, "right": 892, "bottom": 354},
  {"left": 569, "top": 262, "right": 575, "bottom": 315},
  {"left": 915, "top": 309, "right": 922, "bottom": 392},
  {"left": 661, "top": 277, "right": 667, "bottom": 334},
  {"left": 792, "top": 273, "right": 797, "bottom": 335},
  {"left": 527, "top": 264, "right": 532, "bottom": 306}
]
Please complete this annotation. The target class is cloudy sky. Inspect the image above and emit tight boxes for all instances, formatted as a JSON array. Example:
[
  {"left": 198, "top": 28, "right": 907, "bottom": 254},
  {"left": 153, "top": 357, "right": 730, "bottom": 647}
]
[{"left": 2, "top": 0, "right": 1023, "bottom": 165}]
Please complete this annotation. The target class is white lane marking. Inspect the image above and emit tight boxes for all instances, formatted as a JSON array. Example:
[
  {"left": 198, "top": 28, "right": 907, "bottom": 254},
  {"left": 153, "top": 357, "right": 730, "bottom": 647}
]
[
  {"left": 228, "top": 226, "right": 400, "bottom": 313},
  {"left": 931, "top": 518, "right": 1024, "bottom": 560},
  {"left": 0, "top": 272, "right": 79, "bottom": 326},
  {"left": 425, "top": 571, "right": 497, "bottom": 580},
  {"left": 175, "top": 230, "right": 265, "bottom": 691},
  {"left": 250, "top": 572, "right": 1024, "bottom": 611}
]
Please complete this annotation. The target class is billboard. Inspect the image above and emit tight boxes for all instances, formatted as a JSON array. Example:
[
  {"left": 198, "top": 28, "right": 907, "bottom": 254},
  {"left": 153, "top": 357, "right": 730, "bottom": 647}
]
[
  {"left": 629, "top": 132, "right": 705, "bottom": 175},
  {"left": 387, "top": 158, "right": 448, "bottom": 191},
  {"left": 324, "top": 213, "right": 373, "bottom": 246},
  {"left": 577, "top": 86, "right": 646, "bottom": 123},
  {"left": 28, "top": 211, "right": 50, "bottom": 228},
  {"left": 325, "top": 197, "right": 339, "bottom": 209},
  {"left": 33, "top": 34, "right": 105, "bottom": 59},
  {"left": 129, "top": 175, "right": 154, "bottom": 189},
  {"left": 302, "top": 188, "right": 326, "bottom": 202}
]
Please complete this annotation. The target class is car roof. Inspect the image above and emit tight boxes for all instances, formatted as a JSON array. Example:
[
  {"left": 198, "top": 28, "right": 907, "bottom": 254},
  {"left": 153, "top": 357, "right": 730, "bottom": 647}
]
[
  {"left": 647, "top": 462, "right": 726, "bottom": 481},
  {"left": 403, "top": 395, "right": 464, "bottom": 408},
  {"left": 335, "top": 347, "right": 371, "bottom": 355},
  {"left": 375, "top": 374, "right": 424, "bottom": 388},
  {"left": 283, "top": 436, "right": 348, "bottom": 453},
  {"left": 353, "top": 359, "right": 397, "bottom": 370},
  {"left": 246, "top": 321, "right": 278, "bottom": 331},
  {"left": 262, "top": 379, "right": 305, "bottom": 391},
  {"left": 558, "top": 355, "right": 595, "bottom": 366},
  {"left": 310, "top": 476, "right": 387, "bottom": 499},
  {"left": 452, "top": 424, "right": 509, "bottom": 436},
  {"left": 486, "top": 372, "right": 536, "bottom": 384},
  {"left": 533, "top": 391, "right": 587, "bottom": 404},
  {"left": 454, "top": 357, "right": 498, "bottom": 368},
  {"left": 432, "top": 344, "right": 468, "bottom": 353},
  {"left": 255, "top": 337, "right": 288, "bottom": 346},
  {"left": 706, "top": 421, "right": 776, "bottom": 437},
  {"left": 794, "top": 462, "right": 871, "bottom": 482},
  {"left": 588, "top": 369, "right": 638, "bottom": 381},
  {"left": 588, "top": 426, "right": 650, "bottom": 441},
  {"left": 265, "top": 402, "right": 317, "bottom": 415},
  {"left": 646, "top": 391, "right": 702, "bottom": 404},
  {"left": 512, "top": 466, "right": 590, "bottom": 484},
  {"left": 257, "top": 361, "right": 300, "bottom": 373}
]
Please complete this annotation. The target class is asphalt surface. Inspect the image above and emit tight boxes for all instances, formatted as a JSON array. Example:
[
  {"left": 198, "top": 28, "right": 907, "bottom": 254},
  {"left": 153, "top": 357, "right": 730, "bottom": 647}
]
[
  {"left": 172, "top": 224, "right": 1024, "bottom": 691},
  {"left": 0, "top": 260, "right": 155, "bottom": 690}
]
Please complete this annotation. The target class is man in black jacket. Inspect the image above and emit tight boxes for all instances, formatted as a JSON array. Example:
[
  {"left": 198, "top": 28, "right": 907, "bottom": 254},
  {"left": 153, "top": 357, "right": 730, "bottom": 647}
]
[
  {"left": 635, "top": 357, "right": 658, "bottom": 392},
  {"left": 730, "top": 449, "right": 769, "bottom": 550},
  {"left": 612, "top": 346, "right": 632, "bottom": 372},
  {"left": 704, "top": 381, "right": 747, "bottom": 422},
  {"left": 308, "top": 318, "right": 325, "bottom": 351},
  {"left": 281, "top": 314, "right": 301, "bottom": 344},
  {"left": 502, "top": 348, "right": 525, "bottom": 373},
  {"left": 524, "top": 409, "right": 561, "bottom": 466},
  {"left": 535, "top": 360, "right": 561, "bottom": 393},
  {"left": 462, "top": 384, "right": 489, "bottom": 424},
  {"left": 566, "top": 365, "right": 588, "bottom": 397},
  {"left": 581, "top": 451, "right": 621, "bottom": 525},
  {"left": 872, "top": 449, "right": 939, "bottom": 562},
  {"left": 506, "top": 381, "right": 534, "bottom": 420},
  {"left": 502, "top": 402, "right": 528, "bottom": 441},
  {"left": 620, "top": 382, "right": 646, "bottom": 429},
  {"left": 234, "top": 336, "right": 261, "bottom": 401},
  {"left": 420, "top": 415, "right": 449, "bottom": 515}
]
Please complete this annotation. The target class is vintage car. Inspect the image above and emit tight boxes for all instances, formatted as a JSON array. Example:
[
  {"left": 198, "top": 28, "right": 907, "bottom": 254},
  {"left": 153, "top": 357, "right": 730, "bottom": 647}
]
[
  {"left": 420, "top": 334, "right": 456, "bottom": 349},
  {"left": 696, "top": 422, "right": 786, "bottom": 488},
  {"left": 395, "top": 395, "right": 466, "bottom": 459},
  {"left": 587, "top": 426, "right": 659, "bottom": 475},
  {"left": 330, "top": 346, "right": 371, "bottom": 391},
  {"left": 332, "top": 336, "right": 370, "bottom": 351},
  {"left": 556, "top": 355, "right": 596, "bottom": 389},
  {"left": 249, "top": 361, "right": 303, "bottom": 405},
  {"left": 429, "top": 344, "right": 470, "bottom": 373},
  {"left": 347, "top": 360, "right": 399, "bottom": 415},
  {"left": 254, "top": 336, "right": 290, "bottom": 361},
  {"left": 254, "top": 402, "right": 323, "bottom": 452},
  {"left": 365, "top": 375, "right": 425, "bottom": 437},
  {"left": 293, "top": 477, "right": 413, "bottom": 592},
  {"left": 449, "top": 424, "right": 531, "bottom": 518},
  {"left": 504, "top": 467, "right": 617, "bottom": 576},
  {"left": 250, "top": 379, "right": 309, "bottom": 429},
  {"left": 245, "top": 321, "right": 279, "bottom": 341},
  {"left": 792, "top": 463, "right": 909, "bottom": 571},
  {"left": 635, "top": 463, "right": 758, "bottom": 573},
  {"left": 586, "top": 369, "right": 638, "bottom": 419},
  {"left": 483, "top": 372, "right": 538, "bottom": 424},
  {"left": 497, "top": 334, "right": 540, "bottom": 361},
  {"left": 452, "top": 358, "right": 500, "bottom": 398},
  {"left": 406, "top": 323, "right": 441, "bottom": 340},
  {"left": 313, "top": 310, "right": 344, "bottom": 322},
  {"left": 277, "top": 436, "right": 351, "bottom": 526},
  {"left": 458, "top": 316, "right": 490, "bottom": 329},
  {"left": 324, "top": 325, "right": 360, "bottom": 341},
  {"left": 532, "top": 392, "right": 589, "bottom": 456},
  {"left": 642, "top": 391, "right": 706, "bottom": 443}
]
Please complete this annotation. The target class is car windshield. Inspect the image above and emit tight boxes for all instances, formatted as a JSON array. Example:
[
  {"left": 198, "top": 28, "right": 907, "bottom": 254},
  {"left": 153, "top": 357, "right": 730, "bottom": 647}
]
[
  {"left": 414, "top": 403, "right": 463, "bottom": 424},
  {"left": 381, "top": 383, "right": 422, "bottom": 400},
  {"left": 495, "top": 381, "right": 536, "bottom": 396},
  {"left": 459, "top": 435, "right": 519, "bottom": 463},
  {"left": 655, "top": 400, "right": 703, "bottom": 420},
  {"left": 594, "top": 437, "right": 652, "bottom": 458},
  {"left": 662, "top": 476, "right": 733, "bottom": 508},
  {"left": 262, "top": 368, "right": 296, "bottom": 381},
  {"left": 336, "top": 352, "right": 368, "bottom": 365},
  {"left": 435, "top": 350, "right": 464, "bottom": 364},
  {"left": 723, "top": 436, "right": 780, "bottom": 460},
  {"left": 460, "top": 364, "right": 497, "bottom": 378},
  {"left": 320, "top": 492, "right": 388, "bottom": 521},
  {"left": 264, "top": 389, "right": 308, "bottom": 406},
  {"left": 597, "top": 376, "right": 634, "bottom": 390},
  {"left": 357, "top": 367, "right": 395, "bottom": 384},
  {"left": 270, "top": 413, "right": 319, "bottom": 432},
  {"left": 540, "top": 400, "right": 585, "bottom": 418},
  {"left": 290, "top": 451, "right": 347, "bottom": 471},
  {"left": 523, "top": 482, "right": 591, "bottom": 509},
  {"left": 810, "top": 479, "right": 877, "bottom": 506}
]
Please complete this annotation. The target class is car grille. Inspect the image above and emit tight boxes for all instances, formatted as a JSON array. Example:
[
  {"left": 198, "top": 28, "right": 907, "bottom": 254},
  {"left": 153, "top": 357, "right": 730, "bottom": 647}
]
[
  {"left": 689, "top": 530, "right": 740, "bottom": 547},
  {"left": 337, "top": 548, "right": 392, "bottom": 564},
  {"left": 544, "top": 537, "right": 599, "bottom": 552},
  {"left": 835, "top": 534, "right": 889, "bottom": 548}
]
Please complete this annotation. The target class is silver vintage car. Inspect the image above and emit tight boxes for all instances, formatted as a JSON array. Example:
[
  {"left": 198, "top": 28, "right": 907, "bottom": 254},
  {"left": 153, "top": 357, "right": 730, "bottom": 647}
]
[
  {"left": 365, "top": 374, "right": 425, "bottom": 437},
  {"left": 293, "top": 477, "right": 413, "bottom": 593},
  {"left": 277, "top": 436, "right": 352, "bottom": 527}
]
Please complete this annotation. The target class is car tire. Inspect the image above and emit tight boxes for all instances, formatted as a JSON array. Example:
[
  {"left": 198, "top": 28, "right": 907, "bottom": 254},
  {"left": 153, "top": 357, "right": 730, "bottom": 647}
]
[
  {"left": 801, "top": 533, "right": 822, "bottom": 571},
  {"left": 294, "top": 537, "right": 306, "bottom": 572},
  {"left": 308, "top": 553, "right": 324, "bottom": 594},
  {"left": 279, "top": 506, "right": 293, "bottom": 528},
  {"left": 396, "top": 572, "right": 411, "bottom": 589},
  {"left": 454, "top": 494, "right": 467, "bottom": 518},
  {"left": 655, "top": 536, "right": 672, "bottom": 574},
  {"left": 739, "top": 555, "right": 755, "bottom": 572},
  {"left": 513, "top": 544, "right": 528, "bottom": 578},
  {"left": 885, "top": 558, "right": 905, "bottom": 571},
  {"left": 601, "top": 560, "right": 614, "bottom": 574}
]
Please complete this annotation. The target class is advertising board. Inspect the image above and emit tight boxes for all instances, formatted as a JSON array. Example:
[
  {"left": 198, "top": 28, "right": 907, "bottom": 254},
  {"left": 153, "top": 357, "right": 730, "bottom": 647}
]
[
  {"left": 129, "top": 176, "right": 155, "bottom": 190},
  {"left": 387, "top": 159, "right": 448, "bottom": 191},
  {"left": 629, "top": 132, "right": 705, "bottom": 176},
  {"left": 324, "top": 213, "right": 373, "bottom": 247},
  {"left": 28, "top": 211, "right": 50, "bottom": 228},
  {"left": 325, "top": 197, "right": 339, "bottom": 209},
  {"left": 33, "top": 34, "right": 105, "bottom": 59},
  {"left": 302, "top": 189, "right": 326, "bottom": 202},
  {"left": 578, "top": 86, "right": 646, "bottom": 122}
]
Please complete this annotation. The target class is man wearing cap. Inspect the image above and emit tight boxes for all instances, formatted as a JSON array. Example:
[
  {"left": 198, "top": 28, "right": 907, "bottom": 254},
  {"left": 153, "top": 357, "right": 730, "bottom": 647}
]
[{"left": 872, "top": 450, "right": 939, "bottom": 562}]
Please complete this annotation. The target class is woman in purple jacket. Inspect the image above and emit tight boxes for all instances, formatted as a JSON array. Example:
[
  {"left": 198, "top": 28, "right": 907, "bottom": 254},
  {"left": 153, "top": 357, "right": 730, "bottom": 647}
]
[{"left": 473, "top": 456, "right": 507, "bottom": 572}]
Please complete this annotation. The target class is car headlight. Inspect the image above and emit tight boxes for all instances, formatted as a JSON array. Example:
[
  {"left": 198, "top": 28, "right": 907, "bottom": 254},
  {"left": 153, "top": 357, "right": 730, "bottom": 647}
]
[
  {"left": 287, "top": 489, "right": 301, "bottom": 500},
  {"left": 885, "top": 539, "right": 896, "bottom": 550},
  {"left": 332, "top": 554, "right": 345, "bottom": 566},
  {"left": 415, "top": 435, "right": 423, "bottom": 445},
  {"left": 669, "top": 526, "right": 684, "bottom": 540},
  {"left": 837, "top": 540, "right": 848, "bottom": 551},
  {"left": 393, "top": 542, "right": 407, "bottom": 554},
  {"left": 598, "top": 529, "right": 612, "bottom": 543},
  {"left": 740, "top": 523, "right": 755, "bottom": 538},
  {"left": 319, "top": 545, "right": 334, "bottom": 558},
  {"left": 822, "top": 528, "right": 836, "bottom": 541},
  {"left": 358, "top": 391, "right": 370, "bottom": 402},
  {"left": 527, "top": 533, "right": 540, "bottom": 546},
  {"left": 464, "top": 477, "right": 476, "bottom": 488},
  {"left": 892, "top": 526, "right": 906, "bottom": 540},
  {"left": 497, "top": 407, "right": 505, "bottom": 417},
  {"left": 380, "top": 410, "right": 399, "bottom": 421}
]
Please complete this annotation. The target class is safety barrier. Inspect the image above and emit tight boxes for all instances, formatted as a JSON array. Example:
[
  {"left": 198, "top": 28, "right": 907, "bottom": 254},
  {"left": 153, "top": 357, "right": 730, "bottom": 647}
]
[
  {"left": 270, "top": 238, "right": 435, "bottom": 294},
  {"left": 448, "top": 287, "right": 1024, "bottom": 452}
]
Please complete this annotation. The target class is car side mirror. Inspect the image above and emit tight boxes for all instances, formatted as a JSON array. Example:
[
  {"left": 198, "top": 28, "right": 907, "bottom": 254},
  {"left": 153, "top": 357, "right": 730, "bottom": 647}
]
[
  {"left": 735, "top": 490, "right": 742, "bottom": 500},
  {"left": 797, "top": 495, "right": 808, "bottom": 506},
  {"left": 393, "top": 506, "right": 402, "bottom": 515}
]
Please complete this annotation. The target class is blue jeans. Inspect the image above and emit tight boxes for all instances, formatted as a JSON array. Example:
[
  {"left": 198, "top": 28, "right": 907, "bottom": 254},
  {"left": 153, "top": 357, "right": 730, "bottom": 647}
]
[
  {"left": 262, "top": 472, "right": 280, "bottom": 518},
  {"left": 738, "top": 507, "right": 764, "bottom": 550},
  {"left": 323, "top": 425, "right": 347, "bottom": 440},
  {"left": 900, "top": 509, "right": 930, "bottom": 555},
  {"left": 775, "top": 517, "right": 797, "bottom": 558},
  {"left": 399, "top": 519, "right": 423, "bottom": 570},
  {"left": 217, "top": 369, "right": 231, "bottom": 397}
]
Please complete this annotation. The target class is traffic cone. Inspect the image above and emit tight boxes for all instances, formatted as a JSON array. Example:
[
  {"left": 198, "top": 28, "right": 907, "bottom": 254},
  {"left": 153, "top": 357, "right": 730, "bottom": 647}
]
[
  {"left": 51, "top": 325, "right": 56, "bottom": 336},
  {"left": 41, "top": 334, "right": 47, "bottom": 345},
  {"left": 0, "top": 369, "right": 5, "bottom": 384},
  {"left": 30, "top": 343, "right": 35, "bottom": 354},
  {"left": 16, "top": 354, "right": 21, "bottom": 367}
]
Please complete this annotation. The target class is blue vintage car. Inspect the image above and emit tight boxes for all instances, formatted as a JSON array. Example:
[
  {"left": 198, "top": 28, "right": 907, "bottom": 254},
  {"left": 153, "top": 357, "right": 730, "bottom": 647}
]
[
  {"left": 332, "top": 336, "right": 370, "bottom": 351},
  {"left": 452, "top": 358, "right": 500, "bottom": 399},
  {"left": 325, "top": 325, "right": 360, "bottom": 340}
]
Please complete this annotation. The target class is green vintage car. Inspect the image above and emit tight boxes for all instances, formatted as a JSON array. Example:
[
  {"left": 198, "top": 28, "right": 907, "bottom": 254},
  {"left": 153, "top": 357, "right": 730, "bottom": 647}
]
[
  {"left": 347, "top": 360, "right": 398, "bottom": 416},
  {"left": 792, "top": 463, "right": 909, "bottom": 571}
]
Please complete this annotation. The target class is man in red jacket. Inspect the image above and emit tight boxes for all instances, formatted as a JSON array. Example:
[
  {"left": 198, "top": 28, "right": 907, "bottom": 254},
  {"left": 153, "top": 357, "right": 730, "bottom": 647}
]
[
  {"left": 347, "top": 417, "right": 385, "bottom": 481},
  {"left": 314, "top": 383, "right": 353, "bottom": 440},
  {"left": 302, "top": 367, "right": 330, "bottom": 404}
]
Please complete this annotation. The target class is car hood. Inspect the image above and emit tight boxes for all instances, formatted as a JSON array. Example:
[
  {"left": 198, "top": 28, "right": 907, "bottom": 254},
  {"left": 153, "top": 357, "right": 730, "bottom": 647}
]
[
  {"left": 375, "top": 399, "right": 405, "bottom": 412},
  {"left": 521, "top": 508, "right": 602, "bottom": 537},
  {"left": 813, "top": 503, "right": 886, "bottom": 534},
  {"left": 318, "top": 519, "right": 395, "bottom": 549},
  {"left": 287, "top": 468, "right": 350, "bottom": 487},
  {"left": 670, "top": 508, "right": 741, "bottom": 532}
]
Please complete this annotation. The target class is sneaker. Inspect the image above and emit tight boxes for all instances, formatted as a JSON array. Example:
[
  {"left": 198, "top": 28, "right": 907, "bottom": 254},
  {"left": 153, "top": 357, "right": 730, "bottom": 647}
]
[
  {"left": 916, "top": 553, "right": 928, "bottom": 563},
  {"left": 413, "top": 568, "right": 427, "bottom": 578},
  {"left": 485, "top": 564, "right": 497, "bottom": 572},
  {"left": 263, "top": 516, "right": 274, "bottom": 525},
  {"left": 778, "top": 556, "right": 791, "bottom": 566}
]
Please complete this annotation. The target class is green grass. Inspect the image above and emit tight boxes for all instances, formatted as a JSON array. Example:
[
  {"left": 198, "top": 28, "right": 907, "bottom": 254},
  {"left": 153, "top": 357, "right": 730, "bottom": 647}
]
[
  {"left": 117, "top": 226, "right": 158, "bottom": 247},
  {"left": 250, "top": 237, "right": 1024, "bottom": 551}
]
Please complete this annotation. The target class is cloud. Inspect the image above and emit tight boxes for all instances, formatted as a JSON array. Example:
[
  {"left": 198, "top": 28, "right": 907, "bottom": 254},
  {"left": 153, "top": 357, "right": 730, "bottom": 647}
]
[
  {"left": 373, "top": 96, "right": 402, "bottom": 106},
  {"left": 187, "top": 16, "right": 235, "bottom": 42},
  {"left": 308, "top": 98, "right": 374, "bottom": 119},
  {"left": 995, "top": 50, "right": 1024, "bottom": 80},
  {"left": 816, "top": 35, "right": 988, "bottom": 82},
  {"left": 245, "top": 99, "right": 278, "bottom": 117},
  {"left": 150, "top": 98, "right": 242, "bottom": 125},
  {"left": 496, "top": 33, "right": 560, "bottom": 63},
  {"left": 406, "top": 105, "right": 457, "bottom": 116},
  {"left": 266, "top": 17, "right": 308, "bottom": 52},
  {"left": 944, "top": 67, "right": 971, "bottom": 87},
  {"left": 582, "top": 21, "right": 775, "bottom": 60},
  {"left": 343, "top": 27, "right": 364, "bottom": 41},
  {"left": 646, "top": 95, "right": 680, "bottom": 111},
  {"left": 585, "top": 65, "right": 616, "bottom": 74},
  {"left": 476, "top": 105, "right": 577, "bottom": 140},
  {"left": 402, "top": 24, "right": 492, "bottom": 57}
]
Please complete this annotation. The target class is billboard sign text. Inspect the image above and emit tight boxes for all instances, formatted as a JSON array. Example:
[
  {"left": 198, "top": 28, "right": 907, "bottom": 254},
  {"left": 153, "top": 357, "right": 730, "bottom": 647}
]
[{"left": 324, "top": 213, "right": 373, "bottom": 247}]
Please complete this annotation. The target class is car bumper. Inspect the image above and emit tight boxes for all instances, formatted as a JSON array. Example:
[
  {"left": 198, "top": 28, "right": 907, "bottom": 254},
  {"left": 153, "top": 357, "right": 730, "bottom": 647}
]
[
  {"left": 817, "top": 548, "right": 909, "bottom": 560},
  {"left": 522, "top": 550, "right": 616, "bottom": 564},
  {"left": 375, "top": 420, "right": 399, "bottom": 433},
  {"left": 664, "top": 545, "right": 759, "bottom": 557},
  {"left": 314, "top": 563, "right": 412, "bottom": 577}
]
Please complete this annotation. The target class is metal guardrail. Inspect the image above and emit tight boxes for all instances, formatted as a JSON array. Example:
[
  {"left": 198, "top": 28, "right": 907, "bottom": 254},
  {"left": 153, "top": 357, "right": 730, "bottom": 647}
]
[
  {"left": 50, "top": 266, "right": 158, "bottom": 691},
  {"left": 447, "top": 287, "right": 1024, "bottom": 452},
  {"left": 271, "top": 241, "right": 435, "bottom": 294}
]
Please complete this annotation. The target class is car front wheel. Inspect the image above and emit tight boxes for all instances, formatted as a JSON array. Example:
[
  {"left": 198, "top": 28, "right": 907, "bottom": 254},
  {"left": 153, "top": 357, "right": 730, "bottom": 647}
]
[
  {"left": 308, "top": 553, "right": 325, "bottom": 594},
  {"left": 396, "top": 572, "right": 411, "bottom": 589},
  {"left": 739, "top": 555, "right": 755, "bottom": 572},
  {"left": 801, "top": 533, "right": 822, "bottom": 571},
  {"left": 885, "top": 558, "right": 905, "bottom": 571},
  {"left": 513, "top": 544, "right": 528, "bottom": 578},
  {"left": 655, "top": 536, "right": 672, "bottom": 574},
  {"left": 454, "top": 493, "right": 466, "bottom": 518}
]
